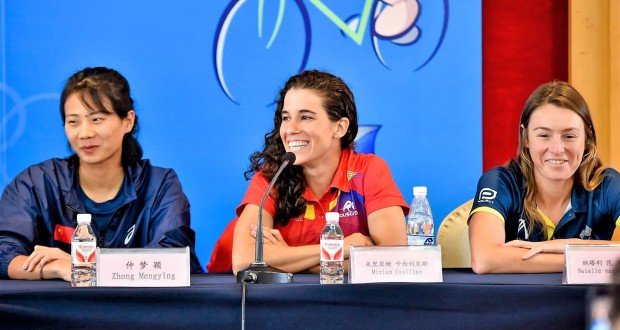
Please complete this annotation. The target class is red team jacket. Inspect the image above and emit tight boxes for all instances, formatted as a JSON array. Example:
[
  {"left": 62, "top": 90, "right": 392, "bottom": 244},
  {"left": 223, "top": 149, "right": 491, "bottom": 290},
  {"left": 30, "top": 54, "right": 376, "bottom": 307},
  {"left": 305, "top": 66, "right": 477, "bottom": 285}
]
[{"left": 207, "top": 148, "right": 408, "bottom": 273}]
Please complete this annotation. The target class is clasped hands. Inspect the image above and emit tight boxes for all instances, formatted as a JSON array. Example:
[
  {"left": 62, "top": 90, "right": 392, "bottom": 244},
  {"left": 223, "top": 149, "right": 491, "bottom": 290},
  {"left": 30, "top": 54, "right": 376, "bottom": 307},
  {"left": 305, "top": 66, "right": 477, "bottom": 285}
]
[
  {"left": 504, "top": 238, "right": 580, "bottom": 259},
  {"left": 22, "top": 245, "right": 72, "bottom": 281}
]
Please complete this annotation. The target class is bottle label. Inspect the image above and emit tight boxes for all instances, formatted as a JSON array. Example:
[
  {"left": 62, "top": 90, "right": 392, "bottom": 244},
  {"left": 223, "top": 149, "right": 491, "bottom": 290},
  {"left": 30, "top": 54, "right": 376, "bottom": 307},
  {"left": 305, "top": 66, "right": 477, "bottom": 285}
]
[
  {"left": 407, "top": 235, "right": 434, "bottom": 246},
  {"left": 321, "top": 239, "right": 344, "bottom": 262},
  {"left": 72, "top": 241, "right": 97, "bottom": 263}
]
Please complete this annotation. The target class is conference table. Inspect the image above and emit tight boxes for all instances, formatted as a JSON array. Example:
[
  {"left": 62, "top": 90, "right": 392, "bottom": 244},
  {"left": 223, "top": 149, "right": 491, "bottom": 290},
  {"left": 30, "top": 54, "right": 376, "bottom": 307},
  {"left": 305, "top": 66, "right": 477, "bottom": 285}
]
[{"left": 0, "top": 269, "right": 601, "bottom": 329}]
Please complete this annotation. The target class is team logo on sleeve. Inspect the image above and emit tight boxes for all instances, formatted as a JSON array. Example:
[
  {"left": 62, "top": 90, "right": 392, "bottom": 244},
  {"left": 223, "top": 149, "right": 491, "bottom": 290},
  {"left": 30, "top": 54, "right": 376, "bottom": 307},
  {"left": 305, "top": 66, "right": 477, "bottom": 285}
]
[
  {"left": 124, "top": 224, "right": 136, "bottom": 245},
  {"left": 478, "top": 188, "right": 497, "bottom": 202}
]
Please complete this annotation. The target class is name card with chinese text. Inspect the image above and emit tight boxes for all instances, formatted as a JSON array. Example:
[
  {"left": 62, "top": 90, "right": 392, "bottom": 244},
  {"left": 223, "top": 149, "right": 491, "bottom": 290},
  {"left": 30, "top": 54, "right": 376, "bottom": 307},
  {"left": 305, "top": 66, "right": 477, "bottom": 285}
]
[
  {"left": 97, "top": 247, "right": 190, "bottom": 287},
  {"left": 349, "top": 245, "right": 443, "bottom": 283},
  {"left": 563, "top": 244, "right": 620, "bottom": 284}
]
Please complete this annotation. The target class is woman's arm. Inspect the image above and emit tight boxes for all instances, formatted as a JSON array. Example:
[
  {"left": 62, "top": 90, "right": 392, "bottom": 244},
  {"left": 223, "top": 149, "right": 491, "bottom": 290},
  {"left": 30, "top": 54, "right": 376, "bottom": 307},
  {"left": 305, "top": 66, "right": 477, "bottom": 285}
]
[
  {"left": 252, "top": 225, "right": 373, "bottom": 273},
  {"left": 8, "top": 256, "right": 44, "bottom": 280},
  {"left": 8, "top": 250, "right": 71, "bottom": 281},
  {"left": 231, "top": 204, "right": 321, "bottom": 274},
  {"left": 504, "top": 227, "right": 620, "bottom": 258},
  {"left": 0, "top": 168, "right": 59, "bottom": 280},
  {"left": 367, "top": 206, "right": 407, "bottom": 245},
  {"left": 469, "top": 212, "right": 565, "bottom": 273},
  {"left": 233, "top": 204, "right": 376, "bottom": 274}
]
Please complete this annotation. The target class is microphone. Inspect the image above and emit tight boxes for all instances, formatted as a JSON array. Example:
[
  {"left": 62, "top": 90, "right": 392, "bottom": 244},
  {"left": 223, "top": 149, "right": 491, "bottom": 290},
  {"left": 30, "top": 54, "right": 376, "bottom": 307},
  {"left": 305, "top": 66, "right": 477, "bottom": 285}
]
[{"left": 237, "top": 152, "right": 296, "bottom": 284}]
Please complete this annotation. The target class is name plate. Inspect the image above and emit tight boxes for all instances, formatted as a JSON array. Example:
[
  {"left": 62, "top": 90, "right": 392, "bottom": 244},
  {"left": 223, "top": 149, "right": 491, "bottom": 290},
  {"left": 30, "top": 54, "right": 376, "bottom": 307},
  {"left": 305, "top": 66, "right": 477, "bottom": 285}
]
[
  {"left": 563, "top": 244, "right": 620, "bottom": 284},
  {"left": 97, "top": 247, "right": 190, "bottom": 287},
  {"left": 349, "top": 245, "right": 443, "bottom": 283}
]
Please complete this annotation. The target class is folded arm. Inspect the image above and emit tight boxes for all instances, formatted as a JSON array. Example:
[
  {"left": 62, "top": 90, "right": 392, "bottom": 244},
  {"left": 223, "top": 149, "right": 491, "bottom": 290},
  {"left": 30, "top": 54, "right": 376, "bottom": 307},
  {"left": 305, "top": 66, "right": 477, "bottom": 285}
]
[
  {"left": 469, "top": 212, "right": 565, "bottom": 273},
  {"left": 233, "top": 206, "right": 375, "bottom": 274},
  {"left": 503, "top": 233, "right": 620, "bottom": 259},
  {"left": 367, "top": 206, "right": 407, "bottom": 245},
  {"left": 232, "top": 204, "right": 322, "bottom": 274},
  {"left": 7, "top": 247, "right": 71, "bottom": 281},
  {"left": 0, "top": 174, "right": 58, "bottom": 280},
  {"left": 470, "top": 212, "right": 620, "bottom": 273}
]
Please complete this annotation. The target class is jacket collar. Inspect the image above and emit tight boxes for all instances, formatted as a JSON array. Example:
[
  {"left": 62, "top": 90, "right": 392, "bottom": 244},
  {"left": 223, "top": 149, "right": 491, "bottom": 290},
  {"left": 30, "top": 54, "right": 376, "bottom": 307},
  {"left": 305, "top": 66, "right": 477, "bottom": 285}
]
[
  {"left": 301, "top": 148, "right": 354, "bottom": 200},
  {"left": 513, "top": 161, "right": 587, "bottom": 213},
  {"left": 60, "top": 155, "right": 142, "bottom": 210},
  {"left": 330, "top": 148, "right": 353, "bottom": 193}
]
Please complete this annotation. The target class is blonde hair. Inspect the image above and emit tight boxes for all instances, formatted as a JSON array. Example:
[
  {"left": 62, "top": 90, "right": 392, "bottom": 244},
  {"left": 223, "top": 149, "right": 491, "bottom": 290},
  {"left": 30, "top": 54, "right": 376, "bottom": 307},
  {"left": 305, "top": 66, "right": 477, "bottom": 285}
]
[{"left": 515, "top": 81, "right": 606, "bottom": 237}]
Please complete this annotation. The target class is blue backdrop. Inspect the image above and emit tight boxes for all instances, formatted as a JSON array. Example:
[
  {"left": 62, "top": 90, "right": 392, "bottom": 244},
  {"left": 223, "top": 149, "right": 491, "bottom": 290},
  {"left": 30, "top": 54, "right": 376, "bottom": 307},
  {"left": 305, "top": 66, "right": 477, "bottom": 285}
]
[{"left": 0, "top": 0, "right": 481, "bottom": 267}]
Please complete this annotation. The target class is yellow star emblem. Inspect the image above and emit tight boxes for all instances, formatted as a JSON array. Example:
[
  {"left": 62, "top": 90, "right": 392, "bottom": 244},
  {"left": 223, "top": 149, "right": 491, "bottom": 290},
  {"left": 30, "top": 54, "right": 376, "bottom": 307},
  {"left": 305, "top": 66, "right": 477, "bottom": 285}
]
[{"left": 347, "top": 170, "right": 356, "bottom": 181}]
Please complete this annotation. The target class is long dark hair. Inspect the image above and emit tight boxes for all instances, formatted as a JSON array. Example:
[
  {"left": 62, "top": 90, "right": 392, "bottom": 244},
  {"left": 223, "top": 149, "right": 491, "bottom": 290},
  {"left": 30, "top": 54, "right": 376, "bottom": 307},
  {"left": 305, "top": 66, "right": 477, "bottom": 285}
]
[
  {"left": 515, "top": 81, "right": 605, "bottom": 235},
  {"left": 246, "top": 70, "right": 358, "bottom": 226},
  {"left": 60, "top": 67, "right": 142, "bottom": 167}
]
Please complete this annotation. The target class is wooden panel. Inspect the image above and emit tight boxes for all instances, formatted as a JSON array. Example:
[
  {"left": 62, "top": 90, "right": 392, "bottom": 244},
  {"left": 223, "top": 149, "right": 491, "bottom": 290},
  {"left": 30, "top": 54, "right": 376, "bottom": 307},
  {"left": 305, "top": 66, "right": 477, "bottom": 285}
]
[
  {"left": 569, "top": 0, "right": 609, "bottom": 163},
  {"left": 610, "top": 0, "right": 620, "bottom": 168}
]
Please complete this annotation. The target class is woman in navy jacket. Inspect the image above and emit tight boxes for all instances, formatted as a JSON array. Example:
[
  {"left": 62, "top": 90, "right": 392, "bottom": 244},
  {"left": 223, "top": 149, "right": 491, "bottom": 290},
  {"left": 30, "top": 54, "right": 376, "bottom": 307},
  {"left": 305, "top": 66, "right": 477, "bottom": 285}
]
[
  {"left": 0, "top": 67, "right": 201, "bottom": 280},
  {"left": 469, "top": 81, "right": 620, "bottom": 273}
]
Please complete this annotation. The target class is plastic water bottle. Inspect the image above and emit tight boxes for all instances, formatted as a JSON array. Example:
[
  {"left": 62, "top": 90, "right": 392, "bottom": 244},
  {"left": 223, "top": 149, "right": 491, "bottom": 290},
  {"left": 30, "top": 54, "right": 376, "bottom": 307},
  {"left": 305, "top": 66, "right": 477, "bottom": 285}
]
[
  {"left": 320, "top": 212, "right": 344, "bottom": 284},
  {"left": 407, "top": 186, "right": 435, "bottom": 246},
  {"left": 71, "top": 214, "right": 97, "bottom": 287}
]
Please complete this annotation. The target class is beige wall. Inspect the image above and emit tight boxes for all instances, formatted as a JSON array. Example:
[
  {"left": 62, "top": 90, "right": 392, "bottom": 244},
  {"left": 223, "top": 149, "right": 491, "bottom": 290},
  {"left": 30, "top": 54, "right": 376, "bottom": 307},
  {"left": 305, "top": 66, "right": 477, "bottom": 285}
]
[{"left": 570, "top": 0, "right": 620, "bottom": 169}]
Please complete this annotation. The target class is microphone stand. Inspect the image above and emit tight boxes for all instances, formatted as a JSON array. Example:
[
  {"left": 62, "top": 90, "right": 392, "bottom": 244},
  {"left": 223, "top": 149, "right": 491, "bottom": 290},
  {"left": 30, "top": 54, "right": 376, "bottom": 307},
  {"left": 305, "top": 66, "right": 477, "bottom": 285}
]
[{"left": 237, "top": 154, "right": 295, "bottom": 284}]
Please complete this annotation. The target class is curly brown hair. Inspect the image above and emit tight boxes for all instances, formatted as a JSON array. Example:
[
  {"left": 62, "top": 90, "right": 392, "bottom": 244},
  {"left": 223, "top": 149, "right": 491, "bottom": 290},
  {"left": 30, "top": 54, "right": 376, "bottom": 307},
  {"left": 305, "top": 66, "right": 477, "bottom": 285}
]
[{"left": 245, "top": 70, "right": 358, "bottom": 226}]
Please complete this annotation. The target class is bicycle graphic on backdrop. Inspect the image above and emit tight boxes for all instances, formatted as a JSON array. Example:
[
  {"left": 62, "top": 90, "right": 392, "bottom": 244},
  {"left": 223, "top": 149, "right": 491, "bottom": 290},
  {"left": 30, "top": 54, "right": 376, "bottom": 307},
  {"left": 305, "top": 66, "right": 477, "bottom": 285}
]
[{"left": 214, "top": 0, "right": 449, "bottom": 104}]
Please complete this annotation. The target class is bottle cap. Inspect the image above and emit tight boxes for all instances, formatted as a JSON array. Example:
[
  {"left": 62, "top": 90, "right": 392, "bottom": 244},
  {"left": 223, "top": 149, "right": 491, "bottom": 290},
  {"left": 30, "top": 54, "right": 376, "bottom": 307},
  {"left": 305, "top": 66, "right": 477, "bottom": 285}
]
[
  {"left": 325, "top": 212, "right": 340, "bottom": 223},
  {"left": 413, "top": 186, "right": 427, "bottom": 196},
  {"left": 77, "top": 213, "right": 92, "bottom": 224}
]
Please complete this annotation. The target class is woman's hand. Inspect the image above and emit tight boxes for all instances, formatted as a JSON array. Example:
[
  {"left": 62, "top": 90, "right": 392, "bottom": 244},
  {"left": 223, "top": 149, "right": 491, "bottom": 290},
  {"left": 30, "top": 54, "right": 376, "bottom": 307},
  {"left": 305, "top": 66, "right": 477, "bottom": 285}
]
[
  {"left": 250, "top": 225, "right": 289, "bottom": 247},
  {"left": 44, "top": 259, "right": 72, "bottom": 282},
  {"left": 22, "top": 245, "right": 71, "bottom": 272},
  {"left": 504, "top": 239, "right": 576, "bottom": 259},
  {"left": 344, "top": 233, "right": 374, "bottom": 258}
]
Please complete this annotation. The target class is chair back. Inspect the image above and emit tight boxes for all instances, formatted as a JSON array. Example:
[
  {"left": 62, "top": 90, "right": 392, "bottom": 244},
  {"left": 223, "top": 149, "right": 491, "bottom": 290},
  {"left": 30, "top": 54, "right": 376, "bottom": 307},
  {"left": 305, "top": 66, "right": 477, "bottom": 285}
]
[{"left": 437, "top": 199, "right": 473, "bottom": 268}]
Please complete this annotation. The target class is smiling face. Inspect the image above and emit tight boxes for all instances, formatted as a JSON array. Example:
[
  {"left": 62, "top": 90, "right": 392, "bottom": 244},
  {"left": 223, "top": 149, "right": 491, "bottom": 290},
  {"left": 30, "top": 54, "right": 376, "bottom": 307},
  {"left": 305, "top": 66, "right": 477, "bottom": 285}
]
[
  {"left": 525, "top": 103, "right": 586, "bottom": 186},
  {"left": 64, "top": 92, "right": 134, "bottom": 169},
  {"left": 279, "top": 88, "right": 349, "bottom": 168}
]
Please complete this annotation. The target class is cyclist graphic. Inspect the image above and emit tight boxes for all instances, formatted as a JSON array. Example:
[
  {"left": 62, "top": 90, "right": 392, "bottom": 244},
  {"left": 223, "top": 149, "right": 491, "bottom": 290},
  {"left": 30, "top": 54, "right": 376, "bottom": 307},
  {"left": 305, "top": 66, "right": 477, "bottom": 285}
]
[
  {"left": 214, "top": 0, "right": 448, "bottom": 104},
  {"left": 374, "top": 0, "right": 420, "bottom": 40}
]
